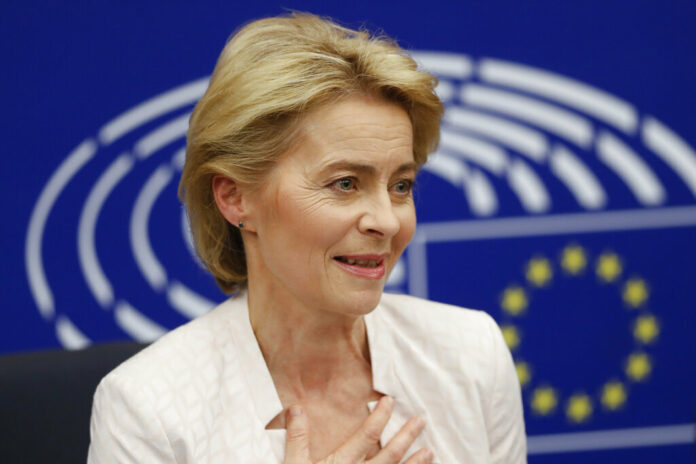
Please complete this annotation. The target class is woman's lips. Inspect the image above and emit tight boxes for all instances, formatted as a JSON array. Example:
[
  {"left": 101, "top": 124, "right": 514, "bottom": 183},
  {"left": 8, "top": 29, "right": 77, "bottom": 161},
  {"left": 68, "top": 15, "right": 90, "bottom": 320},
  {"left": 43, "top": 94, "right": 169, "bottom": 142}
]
[{"left": 333, "top": 254, "right": 387, "bottom": 280}]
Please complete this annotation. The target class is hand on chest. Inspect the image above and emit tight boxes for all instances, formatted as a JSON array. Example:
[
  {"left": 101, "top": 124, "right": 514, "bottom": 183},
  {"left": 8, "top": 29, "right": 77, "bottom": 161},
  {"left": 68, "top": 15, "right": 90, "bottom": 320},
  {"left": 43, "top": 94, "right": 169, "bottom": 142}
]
[{"left": 268, "top": 392, "right": 384, "bottom": 460}]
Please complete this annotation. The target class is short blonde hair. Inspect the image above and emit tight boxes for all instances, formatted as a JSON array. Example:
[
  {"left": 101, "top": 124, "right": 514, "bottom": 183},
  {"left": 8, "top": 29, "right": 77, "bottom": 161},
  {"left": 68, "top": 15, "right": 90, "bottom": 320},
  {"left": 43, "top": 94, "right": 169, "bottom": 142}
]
[{"left": 180, "top": 12, "right": 443, "bottom": 294}]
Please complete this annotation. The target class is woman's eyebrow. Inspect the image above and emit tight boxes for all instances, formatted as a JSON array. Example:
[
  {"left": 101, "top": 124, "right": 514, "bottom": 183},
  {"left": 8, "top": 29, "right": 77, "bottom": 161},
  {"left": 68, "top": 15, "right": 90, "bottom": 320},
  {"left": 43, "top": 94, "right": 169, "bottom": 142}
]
[
  {"left": 318, "top": 161, "right": 418, "bottom": 176},
  {"left": 394, "top": 162, "right": 419, "bottom": 175}
]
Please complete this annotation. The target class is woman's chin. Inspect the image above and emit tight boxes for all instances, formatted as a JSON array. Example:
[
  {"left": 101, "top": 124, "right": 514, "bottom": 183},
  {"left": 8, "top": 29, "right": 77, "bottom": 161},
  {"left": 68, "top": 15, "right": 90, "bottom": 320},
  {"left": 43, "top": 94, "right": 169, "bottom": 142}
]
[{"left": 333, "top": 286, "right": 384, "bottom": 316}]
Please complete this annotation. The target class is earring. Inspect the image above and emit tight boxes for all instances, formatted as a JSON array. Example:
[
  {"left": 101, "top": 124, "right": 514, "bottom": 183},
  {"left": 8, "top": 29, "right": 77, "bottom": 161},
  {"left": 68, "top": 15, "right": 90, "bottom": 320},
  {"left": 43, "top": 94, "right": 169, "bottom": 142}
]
[{"left": 238, "top": 222, "right": 244, "bottom": 229}]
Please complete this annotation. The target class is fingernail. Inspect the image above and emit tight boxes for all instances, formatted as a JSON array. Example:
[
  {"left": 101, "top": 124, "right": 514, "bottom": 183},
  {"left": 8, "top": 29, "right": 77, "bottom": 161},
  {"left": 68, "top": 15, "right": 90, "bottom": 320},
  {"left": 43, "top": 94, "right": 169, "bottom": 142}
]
[
  {"left": 423, "top": 448, "right": 433, "bottom": 461},
  {"left": 289, "top": 405, "right": 303, "bottom": 417},
  {"left": 381, "top": 396, "right": 394, "bottom": 408},
  {"left": 414, "top": 417, "right": 425, "bottom": 429}
]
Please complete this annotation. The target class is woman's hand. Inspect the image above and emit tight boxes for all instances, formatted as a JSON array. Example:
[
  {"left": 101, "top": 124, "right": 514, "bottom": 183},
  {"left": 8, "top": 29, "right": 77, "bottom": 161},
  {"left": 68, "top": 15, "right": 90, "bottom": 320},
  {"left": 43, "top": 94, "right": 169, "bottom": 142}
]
[{"left": 283, "top": 396, "right": 434, "bottom": 464}]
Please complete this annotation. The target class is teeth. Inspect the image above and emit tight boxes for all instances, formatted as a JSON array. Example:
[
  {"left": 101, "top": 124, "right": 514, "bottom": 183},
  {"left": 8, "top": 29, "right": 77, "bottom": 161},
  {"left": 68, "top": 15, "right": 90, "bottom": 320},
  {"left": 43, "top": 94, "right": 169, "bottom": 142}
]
[{"left": 337, "top": 257, "right": 379, "bottom": 268}]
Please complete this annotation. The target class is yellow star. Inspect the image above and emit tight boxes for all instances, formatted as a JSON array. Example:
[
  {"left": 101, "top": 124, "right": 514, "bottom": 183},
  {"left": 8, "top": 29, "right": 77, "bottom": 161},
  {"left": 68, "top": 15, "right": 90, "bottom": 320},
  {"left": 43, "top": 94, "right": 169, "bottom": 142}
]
[
  {"left": 526, "top": 256, "right": 553, "bottom": 287},
  {"left": 596, "top": 252, "right": 622, "bottom": 283},
  {"left": 566, "top": 393, "right": 593, "bottom": 423},
  {"left": 623, "top": 278, "right": 649, "bottom": 308},
  {"left": 561, "top": 244, "right": 587, "bottom": 275},
  {"left": 531, "top": 386, "right": 557, "bottom": 415},
  {"left": 625, "top": 352, "right": 652, "bottom": 382},
  {"left": 501, "top": 325, "right": 521, "bottom": 350},
  {"left": 633, "top": 314, "right": 660, "bottom": 344},
  {"left": 501, "top": 286, "right": 528, "bottom": 316},
  {"left": 601, "top": 381, "right": 627, "bottom": 410},
  {"left": 515, "top": 361, "right": 531, "bottom": 387}
]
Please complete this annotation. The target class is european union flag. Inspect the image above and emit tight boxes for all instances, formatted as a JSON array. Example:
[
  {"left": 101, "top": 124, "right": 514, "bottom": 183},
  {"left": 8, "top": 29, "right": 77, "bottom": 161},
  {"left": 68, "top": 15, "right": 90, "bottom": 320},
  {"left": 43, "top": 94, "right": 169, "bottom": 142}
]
[
  {"left": 387, "top": 52, "right": 696, "bottom": 461},
  {"left": 399, "top": 187, "right": 696, "bottom": 461}
]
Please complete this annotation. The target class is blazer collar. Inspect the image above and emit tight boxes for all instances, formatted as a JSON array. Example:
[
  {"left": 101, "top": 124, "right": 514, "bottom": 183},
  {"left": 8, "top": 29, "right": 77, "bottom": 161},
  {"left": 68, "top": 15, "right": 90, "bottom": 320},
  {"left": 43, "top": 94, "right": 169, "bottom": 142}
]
[{"left": 225, "top": 292, "right": 284, "bottom": 428}]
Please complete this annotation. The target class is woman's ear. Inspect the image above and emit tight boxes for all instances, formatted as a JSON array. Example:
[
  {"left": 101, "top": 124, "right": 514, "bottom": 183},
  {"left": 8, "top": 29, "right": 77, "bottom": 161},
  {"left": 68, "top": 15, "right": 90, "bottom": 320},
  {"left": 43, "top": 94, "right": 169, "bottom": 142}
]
[{"left": 212, "top": 174, "right": 254, "bottom": 231}]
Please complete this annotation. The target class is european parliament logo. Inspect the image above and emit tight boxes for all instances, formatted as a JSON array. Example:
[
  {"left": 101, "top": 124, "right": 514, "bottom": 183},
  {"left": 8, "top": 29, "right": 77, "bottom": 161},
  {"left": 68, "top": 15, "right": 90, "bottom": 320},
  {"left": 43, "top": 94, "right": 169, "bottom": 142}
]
[{"left": 26, "top": 52, "right": 696, "bottom": 454}]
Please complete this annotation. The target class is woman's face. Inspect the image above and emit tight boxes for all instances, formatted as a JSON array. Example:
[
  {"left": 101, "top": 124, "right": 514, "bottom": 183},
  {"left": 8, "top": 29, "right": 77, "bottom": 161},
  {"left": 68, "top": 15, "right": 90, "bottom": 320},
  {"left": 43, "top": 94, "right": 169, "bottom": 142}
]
[{"left": 245, "top": 94, "right": 417, "bottom": 317}]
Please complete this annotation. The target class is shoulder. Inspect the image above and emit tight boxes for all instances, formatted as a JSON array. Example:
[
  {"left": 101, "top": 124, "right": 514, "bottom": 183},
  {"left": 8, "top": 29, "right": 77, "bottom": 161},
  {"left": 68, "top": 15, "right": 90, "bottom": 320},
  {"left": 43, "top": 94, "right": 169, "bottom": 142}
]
[
  {"left": 377, "top": 292, "right": 500, "bottom": 348},
  {"left": 372, "top": 293, "right": 526, "bottom": 462},
  {"left": 374, "top": 292, "right": 506, "bottom": 378},
  {"left": 378, "top": 292, "right": 492, "bottom": 323},
  {"left": 98, "top": 295, "right": 242, "bottom": 397},
  {"left": 89, "top": 296, "right": 248, "bottom": 462}
]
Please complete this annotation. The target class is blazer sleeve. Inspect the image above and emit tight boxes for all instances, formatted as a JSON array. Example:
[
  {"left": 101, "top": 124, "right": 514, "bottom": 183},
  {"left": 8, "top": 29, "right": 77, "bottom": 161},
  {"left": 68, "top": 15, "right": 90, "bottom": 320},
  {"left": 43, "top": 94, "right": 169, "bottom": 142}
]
[
  {"left": 87, "top": 372, "right": 177, "bottom": 464},
  {"left": 483, "top": 312, "right": 527, "bottom": 464}
]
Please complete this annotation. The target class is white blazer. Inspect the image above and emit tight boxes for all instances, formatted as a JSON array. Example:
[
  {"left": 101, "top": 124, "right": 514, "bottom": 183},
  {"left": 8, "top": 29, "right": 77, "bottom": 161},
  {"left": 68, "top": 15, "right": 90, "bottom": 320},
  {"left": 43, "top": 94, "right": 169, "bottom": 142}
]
[{"left": 88, "top": 292, "right": 526, "bottom": 463}]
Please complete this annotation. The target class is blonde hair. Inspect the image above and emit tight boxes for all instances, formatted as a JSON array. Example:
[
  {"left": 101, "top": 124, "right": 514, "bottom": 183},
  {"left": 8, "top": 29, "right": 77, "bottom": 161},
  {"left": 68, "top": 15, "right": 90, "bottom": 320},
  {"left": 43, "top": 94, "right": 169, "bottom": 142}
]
[{"left": 180, "top": 12, "right": 443, "bottom": 294}]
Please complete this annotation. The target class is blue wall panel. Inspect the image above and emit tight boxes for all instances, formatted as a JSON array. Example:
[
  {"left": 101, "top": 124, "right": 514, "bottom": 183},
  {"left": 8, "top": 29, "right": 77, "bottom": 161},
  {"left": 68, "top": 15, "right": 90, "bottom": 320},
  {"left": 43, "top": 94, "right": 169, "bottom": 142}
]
[{"left": 2, "top": 2, "right": 694, "bottom": 461}]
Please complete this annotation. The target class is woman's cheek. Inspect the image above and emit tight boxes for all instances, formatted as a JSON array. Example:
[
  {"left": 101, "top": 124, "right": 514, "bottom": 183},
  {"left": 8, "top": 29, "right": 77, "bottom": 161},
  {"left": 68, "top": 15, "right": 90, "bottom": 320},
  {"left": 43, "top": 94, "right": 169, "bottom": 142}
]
[{"left": 288, "top": 189, "right": 343, "bottom": 222}]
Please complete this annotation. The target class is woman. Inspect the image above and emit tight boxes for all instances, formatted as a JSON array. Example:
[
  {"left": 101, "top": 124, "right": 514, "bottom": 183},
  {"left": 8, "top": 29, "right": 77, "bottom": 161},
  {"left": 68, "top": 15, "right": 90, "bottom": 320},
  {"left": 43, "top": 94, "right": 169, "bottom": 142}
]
[{"left": 88, "top": 13, "right": 526, "bottom": 464}]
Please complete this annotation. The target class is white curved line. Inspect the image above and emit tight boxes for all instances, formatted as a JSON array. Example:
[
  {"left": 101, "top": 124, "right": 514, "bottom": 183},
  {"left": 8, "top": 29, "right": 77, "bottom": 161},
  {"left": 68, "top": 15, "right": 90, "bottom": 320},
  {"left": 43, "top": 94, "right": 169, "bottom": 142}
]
[
  {"left": 597, "top": 131, "right": 665, "bottom": 205},
  {"left": 134, "top": 113, "right": 190, "bottom": 159},
  {"left": 167, "top": 281, "right": 216, "bottom": 319},
  {"left": 171, "top": 147, "right": 186, "bottom": 170},
  {"left": 550, "top": 145, "right": 607, "bottom": 209},
  {"left": 423, "top": 153, "right": 498, "bottom": 215},
  {"left": 180, "top": 206, "right": 202, "bottom": 267},
  {"left": 643, "top": 116, "right": 696, "bottom": 197},
  {"left": 99, "top": 78, "right": 208, "bottom": 145},
  {"left": 55, "top": 315, "right": 91, "bottom": 349},
  {"left": 435, "top": 80, "right": 456, "bottom": 102},
  {"left": 412, "top": 52, "right": 472, "bottom": 78},
  {"left": 440, "top": 129, "right": 508, "bottom": 175},
  {"left": 423, "top": 152, "right": 468, "bottom": 187},
  {"left": 115, "top": 301, "right": 167, "bottom": 342},
  {"left": 386, "top": 258, "right": 406, "bottom": 287},
  {"left": 461, "top": 84, "right": 594, "bottom": 148},
  {"left": 506, "top": 159, "right": 550, "bottom": 213},
  {"left": 444, "top": 108, "right": 548, "bottom": 162},
  {"left": 479, "top": 59, "right": 637, "bottom": 133},
  {"left": 26, "top": 139, "right": 97, "bottom": 319},
  {"left": 78, "top": 154, "right": 134, "bottom": 307},
  {"left": 465, "top": 168, "right": 498, "bottom": 216},
  {"left": 131, "top": 165, "right": 173, "bottom": 291}
]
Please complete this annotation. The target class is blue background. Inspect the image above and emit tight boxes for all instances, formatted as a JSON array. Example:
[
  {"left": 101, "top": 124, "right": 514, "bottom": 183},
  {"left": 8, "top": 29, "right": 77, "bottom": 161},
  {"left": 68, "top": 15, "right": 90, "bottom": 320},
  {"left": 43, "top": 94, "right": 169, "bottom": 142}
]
[{"left": 2, "top": 1, "right": 695, "bottom": 461}]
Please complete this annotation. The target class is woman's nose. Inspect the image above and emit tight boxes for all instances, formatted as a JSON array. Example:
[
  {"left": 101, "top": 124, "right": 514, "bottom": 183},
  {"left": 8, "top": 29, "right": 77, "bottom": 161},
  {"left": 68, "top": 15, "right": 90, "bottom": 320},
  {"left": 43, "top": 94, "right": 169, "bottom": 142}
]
[{"left": 358, "top": 192, "right": 400, "bottom": 238}]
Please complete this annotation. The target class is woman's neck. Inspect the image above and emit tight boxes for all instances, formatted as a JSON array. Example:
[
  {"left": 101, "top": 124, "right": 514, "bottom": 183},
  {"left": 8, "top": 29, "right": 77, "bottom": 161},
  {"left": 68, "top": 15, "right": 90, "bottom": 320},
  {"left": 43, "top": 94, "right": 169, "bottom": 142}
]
[{"left": 246, "top": 279, "right": 372, "bottom": 397}]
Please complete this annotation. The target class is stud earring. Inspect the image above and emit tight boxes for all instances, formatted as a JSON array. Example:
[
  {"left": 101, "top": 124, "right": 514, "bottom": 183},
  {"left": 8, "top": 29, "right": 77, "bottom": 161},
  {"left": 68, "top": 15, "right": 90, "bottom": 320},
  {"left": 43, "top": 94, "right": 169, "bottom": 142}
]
[{"left": 238, "top": 222, "right": 244, "bottom": 229}]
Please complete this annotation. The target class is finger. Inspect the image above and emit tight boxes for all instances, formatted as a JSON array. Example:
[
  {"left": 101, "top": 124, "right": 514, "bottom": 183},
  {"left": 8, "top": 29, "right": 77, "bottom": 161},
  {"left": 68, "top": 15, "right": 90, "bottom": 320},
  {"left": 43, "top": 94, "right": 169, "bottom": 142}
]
[
  {"left": 402, "top": 447, "right": 434, "bottom": 464},
  {"left": 284, "top": 405, "right": 311, "bottom": 464},
  {"left": 334, "top": 396, "right": 394, "bottom": 461},
  {"left": 368, "top": 417, "right": 425, "bottom": 464}
]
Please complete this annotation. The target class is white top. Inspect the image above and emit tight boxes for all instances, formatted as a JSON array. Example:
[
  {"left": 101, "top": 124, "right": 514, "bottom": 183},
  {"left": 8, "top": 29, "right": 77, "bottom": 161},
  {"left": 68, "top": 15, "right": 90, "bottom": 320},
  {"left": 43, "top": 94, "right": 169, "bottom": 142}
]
[{"left": 87, "top": 292, "right": 526, "bottom": 463}]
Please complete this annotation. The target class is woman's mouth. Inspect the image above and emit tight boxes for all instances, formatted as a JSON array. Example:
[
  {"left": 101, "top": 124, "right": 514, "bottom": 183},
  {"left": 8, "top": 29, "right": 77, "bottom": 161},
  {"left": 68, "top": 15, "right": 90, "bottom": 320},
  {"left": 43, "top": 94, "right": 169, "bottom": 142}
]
[
  {"left": 333, "top": 254, "right": 387, "bottom": 279},
  {"left": 334, "top": 256, "right": 381, "bottom": 268}
]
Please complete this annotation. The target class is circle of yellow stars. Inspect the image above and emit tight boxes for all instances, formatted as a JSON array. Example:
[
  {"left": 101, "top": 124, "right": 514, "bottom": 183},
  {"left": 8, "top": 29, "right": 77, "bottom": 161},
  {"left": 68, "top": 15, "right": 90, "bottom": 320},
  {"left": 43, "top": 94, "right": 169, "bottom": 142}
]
[{"left": 499, "top": 243, "right": 659, "bottom": 424}]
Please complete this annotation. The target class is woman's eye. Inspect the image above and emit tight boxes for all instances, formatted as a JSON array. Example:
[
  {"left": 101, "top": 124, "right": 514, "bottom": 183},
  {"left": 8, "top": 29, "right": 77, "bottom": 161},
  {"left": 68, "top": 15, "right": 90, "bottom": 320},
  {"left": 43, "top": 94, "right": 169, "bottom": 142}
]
[
  {"left": 393, "top": 179, "right": 413, "bottom": 194},
  {"left": 333, "top": 178, "right": 356, "bottom": 191}
]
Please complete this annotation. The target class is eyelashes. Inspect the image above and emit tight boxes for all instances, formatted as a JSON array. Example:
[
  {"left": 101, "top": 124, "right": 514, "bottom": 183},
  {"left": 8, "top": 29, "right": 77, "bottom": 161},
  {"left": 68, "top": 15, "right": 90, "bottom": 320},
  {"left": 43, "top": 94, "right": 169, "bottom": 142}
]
[
  {"left": 327, "top": 177, "right": 415, "bottom": 196},
  {"left": 392, "top": 179, "right": 414, "bottom": 195},
  {"left": 332, "top": 177, "right": 357, "bottom": 192}
]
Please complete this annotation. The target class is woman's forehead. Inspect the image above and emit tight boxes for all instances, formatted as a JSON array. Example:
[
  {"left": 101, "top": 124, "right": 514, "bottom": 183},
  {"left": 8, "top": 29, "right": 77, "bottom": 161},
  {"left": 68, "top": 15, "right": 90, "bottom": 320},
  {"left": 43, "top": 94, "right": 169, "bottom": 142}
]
[{"left": 292, "top": 97, "right": 414, "bottom": 163}]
